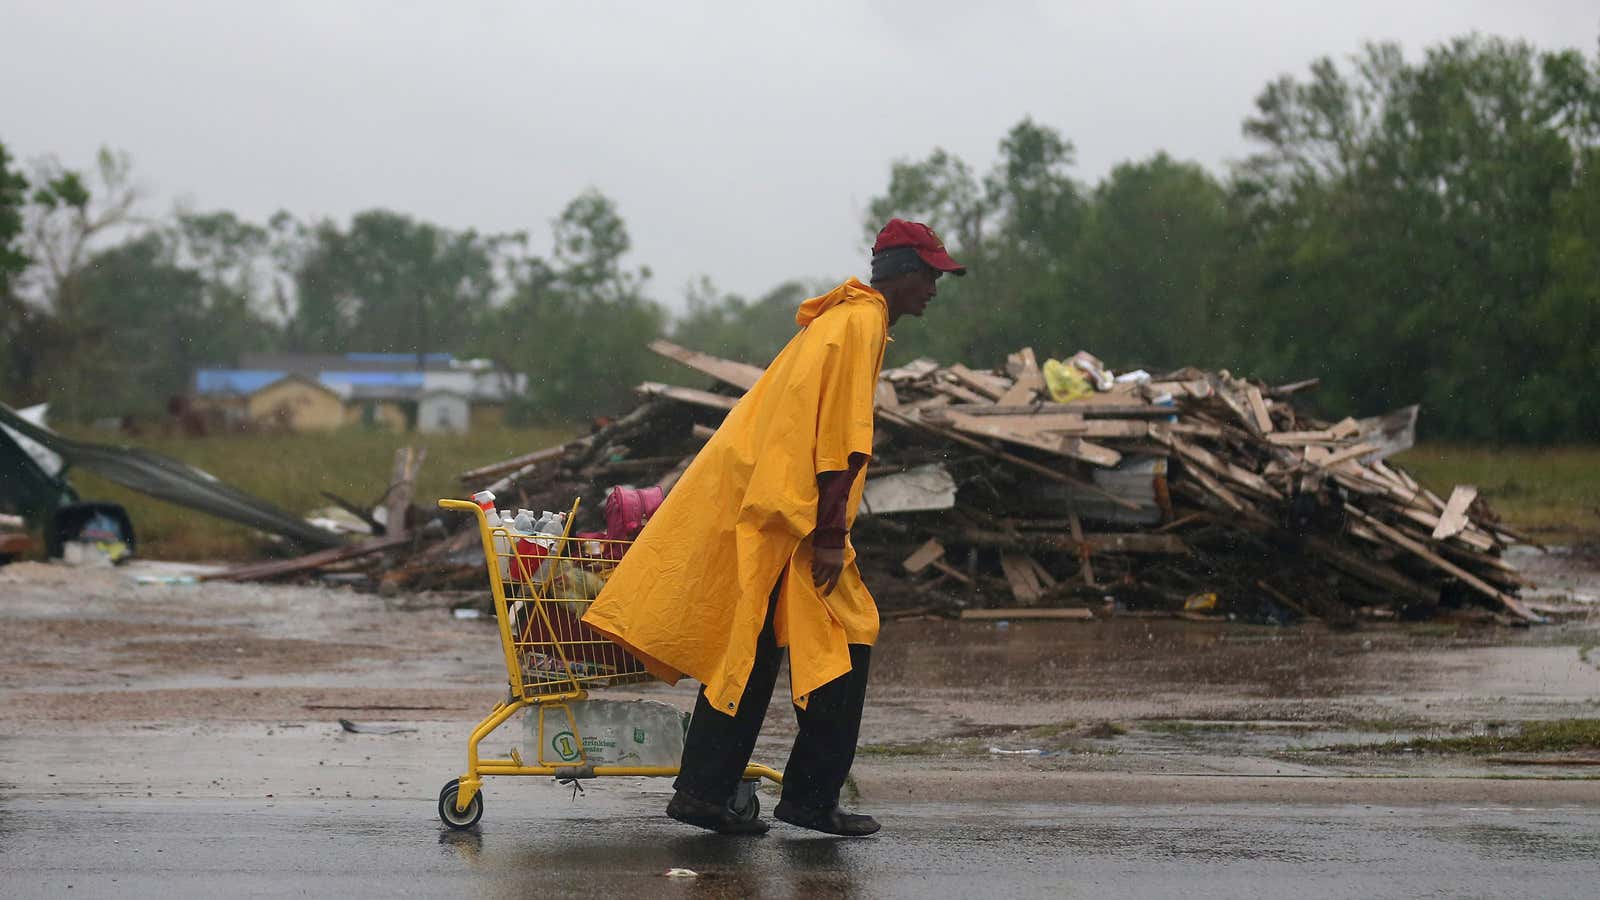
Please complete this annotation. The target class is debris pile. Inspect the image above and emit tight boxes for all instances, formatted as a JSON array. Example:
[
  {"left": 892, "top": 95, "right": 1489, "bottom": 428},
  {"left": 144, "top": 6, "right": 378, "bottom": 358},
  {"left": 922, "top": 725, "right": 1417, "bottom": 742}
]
[{"left": 211, "top": 340, "right": 1540, "bottom": 624}]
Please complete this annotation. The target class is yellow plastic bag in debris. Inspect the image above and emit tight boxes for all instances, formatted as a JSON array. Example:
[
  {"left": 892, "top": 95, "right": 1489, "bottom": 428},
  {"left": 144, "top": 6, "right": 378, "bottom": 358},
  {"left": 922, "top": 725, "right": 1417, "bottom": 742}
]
[{"left": 1042, "top": 358, "right": 1094, "bottom": 403}]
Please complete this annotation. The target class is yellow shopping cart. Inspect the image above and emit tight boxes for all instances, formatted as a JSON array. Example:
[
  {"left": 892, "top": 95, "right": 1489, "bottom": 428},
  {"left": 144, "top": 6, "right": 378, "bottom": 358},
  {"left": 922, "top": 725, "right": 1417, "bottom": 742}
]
[{"left": 435, "top": 497, "right": 782, "bottom": 830}]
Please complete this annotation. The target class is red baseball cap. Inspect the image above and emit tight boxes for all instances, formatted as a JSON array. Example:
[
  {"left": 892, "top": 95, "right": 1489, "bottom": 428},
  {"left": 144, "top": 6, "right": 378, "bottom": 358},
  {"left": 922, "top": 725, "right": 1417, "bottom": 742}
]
[{"left": 872, "top": 219, "right": 966, "bottom": 275}]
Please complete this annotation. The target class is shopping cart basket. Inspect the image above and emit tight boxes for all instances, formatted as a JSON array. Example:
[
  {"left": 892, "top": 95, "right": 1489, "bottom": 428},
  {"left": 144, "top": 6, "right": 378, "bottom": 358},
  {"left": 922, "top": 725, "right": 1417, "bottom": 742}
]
[{"left": 435, "top": 497, "right": 781, "bottom": 830}]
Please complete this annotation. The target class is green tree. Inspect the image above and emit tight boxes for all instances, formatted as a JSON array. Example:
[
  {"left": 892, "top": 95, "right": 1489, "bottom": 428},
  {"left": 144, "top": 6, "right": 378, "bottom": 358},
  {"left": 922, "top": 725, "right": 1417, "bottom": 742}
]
[
  {"left": 670, "top": 277, "right": 816, "bottom": 365},
  {"left": 864, "top": 119, "right": 1088, "bottom": 367},
  {"left": 17, "top": 148, "right": 139, "bottom": 419},
  {"left": 290, "top": 210, "right": 519, "bottom": 356},
  {"left": 73, "top": 232, "right": 209, "bottom": 419},
  {"left": 165, "top": 210, "right": 285, "bottom": 363},
  {"left": 488, "top": 190, "right": 667, "bottom": 420},
  {"left": 1071, "top": 153, "right": 1229, "bottom": 372},
  {"left": 1233, "top": 36, "right": 1600, "bottom": 438},
  {"left": 0, "top": 140, "right": 33, "bottom": 401}
]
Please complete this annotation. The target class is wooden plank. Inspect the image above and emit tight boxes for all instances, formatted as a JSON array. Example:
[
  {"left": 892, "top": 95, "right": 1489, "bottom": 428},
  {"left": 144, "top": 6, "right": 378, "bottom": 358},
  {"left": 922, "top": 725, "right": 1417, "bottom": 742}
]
[
  {"left": 943, "top": 411, "right": 1062, "bottom": 453},
  {"left": 1305, "top": 442, "right": 1379, "bottom": 470},
  {"left": 929, "top": 559, "right": 973, "bottom": 585},
  {"left": 1169, "top": 444, "right": 1247, "bottom": 513},
  {"left": 961, "top": 608, "right": 1094, "bottom": 621},
  {"left": 1267, "top": 377, "right": 1321, "bottom": 397},
  {"left": 385, "top": 446, "right": 425, "bottom": 539},
  {"left": 957, "top": 528, "right": 1190, "bottom": 556},
  {"left": 902, "top": 539, "right": 946, "bottom": 574},
  {"left": 1391, "top": 505, "right": 1495, "bottom": 551},
  {"left": 1004, "top": 347, "right": 1038, "bottom": 380},
  {"left": 1348, "top": 508, "right": 1538, "bottom": 622},
  {"left": 932, "top": 380, "right": 991, "bottom": 405},
  {"left": 1255, "top": 579, "right": 1320, "bottom": 621},
  {"left": 1145, "top": 379, "right": 1212, "bottom": 399},
  {"left": 1266, "top": 429, "right": 1338, "bottom": 445},
  {"left": 1245, "top": 385, "right": 1275, "bottom": 433},
  {"left": 944, "top": 410, "right": 1122, "bottom": 467},
  {"left": 882, "top": 357, "right": 939, "bottom": 383},
  {"left": 203, "top": 534, "right": 410, "bottom": 582},
  {"left": 995, "top": 382, "right": 1038, "bottom": 406},
  {"left": 1080, "top": 419, "right": 1157, "bottom": 440},
  {"left": 1058, "top": 438, "right": 1122, "bottom": 468},
  {"left": 1026, "top": 555, "right": 1058, "bottom": 589},
  {"left": 1432, "top": 486, "right": 1478, "bottom": 540},
  {"left": 1301, "top": 533, "right": 1437, "bottom": 603},
  {"left": 1166, "top": 435, "right": 1276, "bottom": 498},
  {"left": 998, "top": 348, "right": 1043, "bottom": 405},
  {"left": 1328, "top": 417, "right": 1361, "bottom": 439},
  {"left": 1065, "top": 505, "right": 1095, "bottom": 584},
  {"left": 635, "top": 381, "right": 737, "bottom": 410},
  {"left": 875, "top": 408, "right": 1141, "bottom": 510},
  {"left": 874, "top": 380, "right": 901, "bottom": 410},
  {"left": 458, "top": 442, "right": 569, "bottom": 484},
  {"left": 931, "top": 411, "right": 1086, "bottom": 434},
  {"left": 957, "top": 403, "right": 1170, "bottom": 419},
  {"left": 1209, "top": 376, "right": 1260, "bottom": 432},
  {"left": 1149, "top": 421, "right": 1223, "bottom": 440},
  {"left": 648, "top": 339, "right": 764, "bottom": 390},
  {"left": 999, "top": 553, "right": 1044, "bottom": 604},
  {"left": 944, "top": 363, "right": 1008, "bottom": 400}
]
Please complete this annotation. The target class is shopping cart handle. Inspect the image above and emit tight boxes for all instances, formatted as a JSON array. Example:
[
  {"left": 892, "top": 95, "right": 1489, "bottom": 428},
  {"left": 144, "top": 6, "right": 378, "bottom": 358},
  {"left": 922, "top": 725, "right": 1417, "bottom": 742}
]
[{"left": 438, "top": 498, "right": 487, "bottom": 520}]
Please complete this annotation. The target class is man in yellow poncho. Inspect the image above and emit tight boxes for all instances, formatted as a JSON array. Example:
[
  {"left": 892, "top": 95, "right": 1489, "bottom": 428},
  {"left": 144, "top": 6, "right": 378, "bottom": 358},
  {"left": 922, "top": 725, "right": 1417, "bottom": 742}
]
[{"left": 583, "top": 219, "right": 964, "bottom": 837}]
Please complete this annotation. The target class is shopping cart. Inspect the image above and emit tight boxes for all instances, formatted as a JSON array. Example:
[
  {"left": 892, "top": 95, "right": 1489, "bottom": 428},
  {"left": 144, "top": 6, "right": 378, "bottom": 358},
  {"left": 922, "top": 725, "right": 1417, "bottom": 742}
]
[{"left": 434, "top": 497, "right": 782, "bottom": 830}]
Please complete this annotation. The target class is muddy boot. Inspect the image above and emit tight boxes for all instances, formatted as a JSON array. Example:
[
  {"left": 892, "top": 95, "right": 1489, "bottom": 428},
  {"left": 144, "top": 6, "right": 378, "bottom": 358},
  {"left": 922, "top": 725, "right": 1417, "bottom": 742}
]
[
  {"left": 666, "top": 790, "right": 769, "bottom": 836},
  {"left": 773, "top": 800, "right": 880, "bottom": 836}
]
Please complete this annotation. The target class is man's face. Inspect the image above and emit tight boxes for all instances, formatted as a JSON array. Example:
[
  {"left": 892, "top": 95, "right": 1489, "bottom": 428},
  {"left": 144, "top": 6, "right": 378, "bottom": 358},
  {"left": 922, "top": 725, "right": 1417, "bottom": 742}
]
[{"left": 894, "top": 268, "right": 942, "bottom": 319}]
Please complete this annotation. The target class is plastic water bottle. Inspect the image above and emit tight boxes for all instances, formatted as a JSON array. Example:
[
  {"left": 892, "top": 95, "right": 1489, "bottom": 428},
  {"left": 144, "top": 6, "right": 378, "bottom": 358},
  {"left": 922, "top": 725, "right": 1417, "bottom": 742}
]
[
  {"left": 510, "top": 510, "right": 548, "bottom": 582},
  {"left": 471, "top": 491, "right": 511, "bottom": 581}
]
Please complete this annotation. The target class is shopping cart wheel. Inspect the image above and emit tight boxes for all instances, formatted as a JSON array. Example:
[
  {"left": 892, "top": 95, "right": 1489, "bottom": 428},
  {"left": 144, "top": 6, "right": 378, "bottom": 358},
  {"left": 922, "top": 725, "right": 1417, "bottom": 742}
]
[
  {"left": 437, "top": 779, "right": 483, "bottom": 830},
  {"left": 727, "top": 778, "right": 760, "bottom": 823}
]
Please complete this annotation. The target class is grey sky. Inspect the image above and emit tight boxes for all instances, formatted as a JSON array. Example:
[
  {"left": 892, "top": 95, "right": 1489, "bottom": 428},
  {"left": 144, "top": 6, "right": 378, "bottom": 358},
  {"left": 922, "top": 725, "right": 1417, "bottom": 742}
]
[{"left": 3, "top": 1, "right": 1596, "bottom": 310}]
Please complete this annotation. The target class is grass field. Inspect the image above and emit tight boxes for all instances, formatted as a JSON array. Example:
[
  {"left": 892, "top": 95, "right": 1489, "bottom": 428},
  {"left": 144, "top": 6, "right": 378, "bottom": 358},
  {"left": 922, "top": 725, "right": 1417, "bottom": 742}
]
[
  {"left": 1394, "top": 444, "right": 1600, "bottom": 543},
  {"left": 43, "top": 431, "right": 1600, "bottom": 560},
  {"left": 61, "top": 424, "right": 577, "bottom": 560}
]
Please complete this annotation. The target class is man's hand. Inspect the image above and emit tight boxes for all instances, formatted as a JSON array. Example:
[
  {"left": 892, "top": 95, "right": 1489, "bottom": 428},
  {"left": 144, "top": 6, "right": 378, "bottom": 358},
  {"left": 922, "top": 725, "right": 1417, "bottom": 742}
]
[{"left": 812, "top": 544, "right": 844, "bottom": 596}]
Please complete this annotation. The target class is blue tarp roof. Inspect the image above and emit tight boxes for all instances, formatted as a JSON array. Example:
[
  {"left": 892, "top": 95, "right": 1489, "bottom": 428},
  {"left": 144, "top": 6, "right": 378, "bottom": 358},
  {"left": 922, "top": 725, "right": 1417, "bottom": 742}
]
[
  {"left": 194, "top": 369, "right": 285, "bottom": 395},
  {"left": 195, "top": 368, "right": 426, "bottom": 395}
]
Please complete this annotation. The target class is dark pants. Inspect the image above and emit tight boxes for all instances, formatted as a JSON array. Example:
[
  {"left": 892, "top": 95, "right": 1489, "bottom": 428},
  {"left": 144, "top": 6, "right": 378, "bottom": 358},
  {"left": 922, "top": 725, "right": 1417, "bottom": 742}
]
[{"left": 674, "top": 582, "right": 871, "bottom": 813}]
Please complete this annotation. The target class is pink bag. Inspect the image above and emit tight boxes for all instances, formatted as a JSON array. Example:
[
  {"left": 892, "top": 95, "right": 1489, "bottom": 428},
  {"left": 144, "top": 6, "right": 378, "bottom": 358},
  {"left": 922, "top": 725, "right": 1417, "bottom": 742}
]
[{"left": 604, "top": 485, "right": 664, "bottom": 540}]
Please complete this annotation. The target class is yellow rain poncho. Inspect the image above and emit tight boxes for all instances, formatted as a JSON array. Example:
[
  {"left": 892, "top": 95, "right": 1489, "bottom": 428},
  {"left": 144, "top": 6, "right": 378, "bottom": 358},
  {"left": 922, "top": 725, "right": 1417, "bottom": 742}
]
[{"left": 582, "top": 278, "right": 887, "bottom": 716}]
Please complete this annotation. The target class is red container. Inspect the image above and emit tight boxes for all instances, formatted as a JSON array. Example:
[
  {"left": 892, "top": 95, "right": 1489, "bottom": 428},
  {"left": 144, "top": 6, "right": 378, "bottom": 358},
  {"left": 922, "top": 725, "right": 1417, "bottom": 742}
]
[{"left": 510, "top": 537, "right": 548, "bottom": 582}]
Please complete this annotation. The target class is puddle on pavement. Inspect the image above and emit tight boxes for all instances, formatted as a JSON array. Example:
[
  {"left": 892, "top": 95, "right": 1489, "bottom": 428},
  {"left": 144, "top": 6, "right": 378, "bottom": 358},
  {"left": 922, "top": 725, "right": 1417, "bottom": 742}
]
[{"left": 879, "top": 620, "right": 1412, "bottom": 700}]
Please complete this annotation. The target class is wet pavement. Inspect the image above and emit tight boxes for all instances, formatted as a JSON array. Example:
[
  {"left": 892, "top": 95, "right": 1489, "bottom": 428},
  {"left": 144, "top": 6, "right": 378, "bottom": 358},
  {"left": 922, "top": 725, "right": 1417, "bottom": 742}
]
[
  {"left": 3, "top": 795, "right": 1599, "bottom": 898},
  {"left": 3, "top": 559, "right": 1600, "bottom": 896}
]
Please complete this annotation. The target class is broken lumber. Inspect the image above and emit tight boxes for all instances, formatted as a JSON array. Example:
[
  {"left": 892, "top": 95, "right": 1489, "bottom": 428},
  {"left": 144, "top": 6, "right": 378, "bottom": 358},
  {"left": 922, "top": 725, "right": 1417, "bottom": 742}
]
[
  {"left": 203, "top": 534, "right": 410, "bottom": 583},
  {"left": 1432, "top": 486, "right": 1479, "bottom": 541}
]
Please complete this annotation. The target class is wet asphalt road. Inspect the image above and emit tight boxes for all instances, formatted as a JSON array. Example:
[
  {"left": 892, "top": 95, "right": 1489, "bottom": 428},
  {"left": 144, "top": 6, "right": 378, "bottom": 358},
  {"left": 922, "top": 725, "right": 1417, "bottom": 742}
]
[{"left": 4, "top": 793, "right": 1599, "bottom": 898}]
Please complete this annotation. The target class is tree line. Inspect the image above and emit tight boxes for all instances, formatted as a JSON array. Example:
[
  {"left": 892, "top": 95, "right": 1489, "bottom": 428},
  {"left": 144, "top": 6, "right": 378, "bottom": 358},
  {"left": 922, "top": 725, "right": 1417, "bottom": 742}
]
[{"left": 2, "top": 33, "right": 1596, "bottom": 440}]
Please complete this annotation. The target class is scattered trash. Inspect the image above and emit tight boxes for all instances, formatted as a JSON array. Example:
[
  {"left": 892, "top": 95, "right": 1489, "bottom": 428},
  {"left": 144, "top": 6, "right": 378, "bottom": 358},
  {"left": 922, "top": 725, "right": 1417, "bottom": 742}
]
[
  {"left": 338, "top": 719, "right": 418, "bottom": 735},
  {"left": 663, "top": 868, "right": 699, "bottom": 878},
  {"left": 988, "top": 747, "right": 1044, "bottom": 756},
  {"left": 452, "top": 608, "right": 483, "bottom": 619},
  {"left": 134, "top": 574, "right": 198, "bottom": 585}
]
